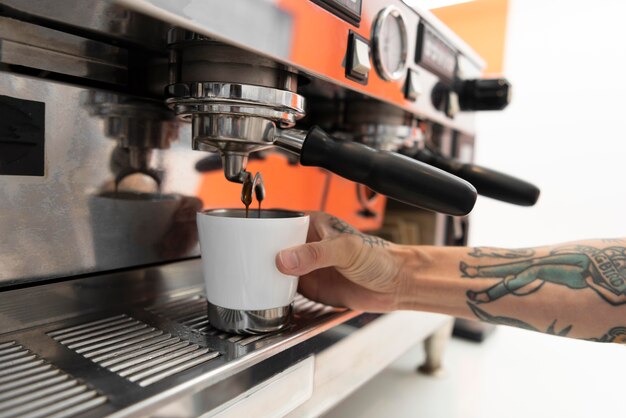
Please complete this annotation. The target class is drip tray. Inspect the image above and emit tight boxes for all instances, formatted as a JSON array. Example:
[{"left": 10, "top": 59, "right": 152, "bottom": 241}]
[
  {"left": 0, "top": 260, "right": 362, "bottom": 417},
  {"left": 0, "top": 341, "right": 107, "bottom": 418}
]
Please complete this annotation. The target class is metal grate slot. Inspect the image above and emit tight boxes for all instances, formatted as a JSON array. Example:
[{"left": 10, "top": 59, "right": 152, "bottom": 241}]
[
  {"left": 0, "top": 341, "right": 106, "bottom": 418},
  {"left": 48, "top": 315, "right": 220, "bottom": 387},
  {"left": 293, "top": 294, "right": 339, "bottom": 318},
  {"left": 147, "top": 294, "right": 342, "bottom": 347}
]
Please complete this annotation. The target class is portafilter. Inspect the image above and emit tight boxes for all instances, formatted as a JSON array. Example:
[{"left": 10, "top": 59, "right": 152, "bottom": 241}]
[
  {"left": 341, "top": 100, "right": 540, "bottom": 207},
  {"left": 166, "top": 30, "right": 477, "bottom": 216}
]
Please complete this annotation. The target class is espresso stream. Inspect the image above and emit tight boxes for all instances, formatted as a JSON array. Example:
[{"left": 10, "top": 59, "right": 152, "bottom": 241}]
[{"left": 241, "top": 172, "right": 265, "bottom": 218}]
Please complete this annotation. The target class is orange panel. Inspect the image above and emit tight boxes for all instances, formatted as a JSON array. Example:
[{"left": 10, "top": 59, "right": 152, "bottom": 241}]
[
  {"left": 196, "top": 153, "right": 386, "bottom": 231},
  {"left": 277, "top": 0, "right": 407, "bottom": 105}
]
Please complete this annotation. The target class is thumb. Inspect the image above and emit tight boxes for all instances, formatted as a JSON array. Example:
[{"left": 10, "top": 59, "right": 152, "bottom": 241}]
[{"left": 276, "top": 238, "right": 355, "bottom": 276}]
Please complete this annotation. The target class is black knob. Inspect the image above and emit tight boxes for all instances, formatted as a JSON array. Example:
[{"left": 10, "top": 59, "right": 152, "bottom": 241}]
[{"left": 456, "top": 78, "right": 511, "bottom": 111}]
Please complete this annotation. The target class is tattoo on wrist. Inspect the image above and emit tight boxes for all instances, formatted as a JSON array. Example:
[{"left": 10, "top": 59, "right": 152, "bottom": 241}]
[
  {"left": 462, "top": 242, "right": 626, "bottom": 343},
  {"left": 329, "top": 216, "right": 389, "bottom": 248},
  {"left": 462, "top": 244, "right": 626, "bottom": 306}
]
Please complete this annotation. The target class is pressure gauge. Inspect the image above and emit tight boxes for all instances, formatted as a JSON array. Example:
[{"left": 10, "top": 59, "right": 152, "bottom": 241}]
[{"left": 372, "top": 6, "right": 408, "bottom": 81}]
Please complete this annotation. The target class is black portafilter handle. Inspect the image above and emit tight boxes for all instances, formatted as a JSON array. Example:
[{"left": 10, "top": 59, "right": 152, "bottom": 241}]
[
  {"left": 298, "top": 126, "right": 477, "bottom": 216},
  {"left": 413, "top": 148, "right": 540, "bottom": 206}
]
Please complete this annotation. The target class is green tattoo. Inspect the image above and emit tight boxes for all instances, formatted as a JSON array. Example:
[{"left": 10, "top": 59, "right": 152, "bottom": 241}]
[
  {"left": 463, "top": 244, "right": 626, "bottom": 342},
  {"left": 462, "top": 245, "right": 626, "bottom": 306},
  {"left": 329, "top": 216, "right": 388, "bottom": 248},
  {"left": 469, "top": 247, "right": 535, "bottom": 259}
]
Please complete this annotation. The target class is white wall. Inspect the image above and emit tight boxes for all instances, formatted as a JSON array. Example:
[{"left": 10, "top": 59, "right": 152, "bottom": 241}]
[{"left": 470, "top": 0, "right": 626, "bottom": 248}]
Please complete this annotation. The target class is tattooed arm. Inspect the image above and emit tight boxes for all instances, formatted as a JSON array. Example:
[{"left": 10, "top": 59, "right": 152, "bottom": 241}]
[{"left": 276, "top": 212, "right": 626, "bottom": 343}]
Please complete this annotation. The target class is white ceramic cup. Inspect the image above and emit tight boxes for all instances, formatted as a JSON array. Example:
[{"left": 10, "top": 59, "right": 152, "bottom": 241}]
[{"left": 196, "top": 208, "right": 309, "bottom": 333}]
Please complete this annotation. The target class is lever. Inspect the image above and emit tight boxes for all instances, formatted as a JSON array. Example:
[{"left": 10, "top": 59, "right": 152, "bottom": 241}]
[
  {"left": 412, "top": 148, "right": 540, "bottom": 206},
  {"left": 292, "top": 126, "right": 477, "bottom": 216}
]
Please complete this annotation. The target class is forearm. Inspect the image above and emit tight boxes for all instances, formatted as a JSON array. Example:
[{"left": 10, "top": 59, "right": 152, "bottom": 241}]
[{"left": 395, "top": 240, "right": 626, "bottom": 343}]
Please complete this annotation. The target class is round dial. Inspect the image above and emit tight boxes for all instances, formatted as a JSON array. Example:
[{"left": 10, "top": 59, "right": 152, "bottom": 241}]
[{"left": 372, "top": 6, "right": 408, "bottom": 81}]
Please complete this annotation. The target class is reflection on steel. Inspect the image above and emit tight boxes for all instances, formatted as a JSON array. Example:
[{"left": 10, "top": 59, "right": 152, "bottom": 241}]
[
  {"left": 208, "top": 302, "right": 292, "bottom": 335},
  {"left": 167, "top": 82, "right": 305, "bottom": 126},
  {"left": 0, "top": 341, "right": 107, "bottom": 418},
  {"left": 0, "top": 0, "right": 168, "bottom": 51},
  {"left": 0, "top": 260, "right": 363, "bottom": 415},
  {"left": 0, "top": 16, "right": 128, "bottom": 85},
  {"left": 0, "top": 73, "right": 199, "bottom": 287},
  {"left": 146, "top": 293, "right": 345, "bottom": 344},
  {"left": 85, "top": 91, "right": 179, "bottom": 191},
  {"left": 48, "top": 315, "right": 221, "bottom": 387}
]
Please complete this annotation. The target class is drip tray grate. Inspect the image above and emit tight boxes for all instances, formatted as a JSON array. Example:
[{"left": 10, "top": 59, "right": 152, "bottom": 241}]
[
  {"left": 0, "top": 340, "right": 106, "bottom": 418},
  {"left": 48, "top": 315, "right": 220, "bottom": 387},
  {"left": 146, "top": 294, "right": 342, "bottom": 346}
]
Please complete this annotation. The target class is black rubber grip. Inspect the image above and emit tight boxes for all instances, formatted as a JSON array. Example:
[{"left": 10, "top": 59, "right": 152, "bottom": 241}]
[
  {"left": 414, "top": 149, "right": 540, "bottom": 206},
  {"left": 300, "top": 126, "right": 477, "bottom": 216}
]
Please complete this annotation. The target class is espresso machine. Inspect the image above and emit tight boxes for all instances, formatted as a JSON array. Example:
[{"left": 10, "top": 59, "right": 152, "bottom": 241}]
[{"left": 0, "top": 0, "right": 538, "bottom": 416}]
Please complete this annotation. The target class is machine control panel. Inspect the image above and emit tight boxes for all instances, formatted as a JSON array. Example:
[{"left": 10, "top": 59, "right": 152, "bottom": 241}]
[
  {"left": 415, "top": 21, "right": 457, "bottom": 82},
  {"left": 345, "top": 31, "right": 371, "bottom": 84}
]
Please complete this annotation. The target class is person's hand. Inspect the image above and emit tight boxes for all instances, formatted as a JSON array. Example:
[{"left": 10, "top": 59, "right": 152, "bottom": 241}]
[{"left": 275, "top": 212, "right": 405, "bottom": 312}]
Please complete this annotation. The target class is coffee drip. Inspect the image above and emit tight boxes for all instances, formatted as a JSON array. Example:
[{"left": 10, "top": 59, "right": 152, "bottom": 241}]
[{"left": 241, "top": 172, "right": 265, "bottom": 218}]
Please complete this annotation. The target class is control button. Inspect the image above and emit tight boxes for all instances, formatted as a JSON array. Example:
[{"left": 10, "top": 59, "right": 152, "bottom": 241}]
[
  {"left": 352, "top": 38, "right": 371, "bottom": 76},
  {"left": 405, "top": 69, "right": 422, "bottom": 101},
  {"left": 431, "top": 82, "right": 459, "bottom": 118},
  {"left": 447, "top": 91, "right": 459, "bottom": 117},
  {"left": 345, "top": 31, "right": 370, "bottom": 84}
]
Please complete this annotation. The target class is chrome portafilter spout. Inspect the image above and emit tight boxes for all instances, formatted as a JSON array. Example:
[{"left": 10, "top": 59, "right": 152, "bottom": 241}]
[{"left": 166, "top": 30, "right": 478, "bottom": 216}]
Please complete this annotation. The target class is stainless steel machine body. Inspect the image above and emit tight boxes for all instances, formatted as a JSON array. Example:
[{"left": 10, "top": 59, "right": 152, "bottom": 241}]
[
  {"left": 0, "top": 0, "right": 489, "bottom": 286},
  {"left": 0, "top": 0, "right": 503, "bottom": 416}
]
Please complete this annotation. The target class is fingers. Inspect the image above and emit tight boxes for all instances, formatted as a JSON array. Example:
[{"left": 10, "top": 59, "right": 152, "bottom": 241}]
[{"left": 276, "top": 236, "right": 358, "bottom": 276}]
